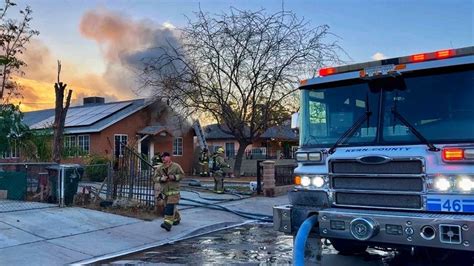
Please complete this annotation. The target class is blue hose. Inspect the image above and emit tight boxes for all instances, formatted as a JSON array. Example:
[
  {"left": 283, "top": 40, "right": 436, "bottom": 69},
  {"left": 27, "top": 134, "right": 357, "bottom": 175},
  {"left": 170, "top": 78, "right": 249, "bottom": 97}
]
[{"left": 293, "top": 215, "right": 319, "bottom": 266}]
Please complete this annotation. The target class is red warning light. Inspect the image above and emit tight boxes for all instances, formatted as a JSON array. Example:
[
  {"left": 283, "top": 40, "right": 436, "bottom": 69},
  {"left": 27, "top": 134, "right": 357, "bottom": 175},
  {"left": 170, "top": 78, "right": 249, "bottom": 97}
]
[
  {"left": 442, "top": 148, "right": 464, "bottom": 161},
  {"left": 319, "top": 67, "right": 336, "bottom": 76},
  {"left": 411, "top": 53, "right": 427, "bottom": 62},
  {"left": 435, "top": 49, "right": 454, "bottom": 59}
]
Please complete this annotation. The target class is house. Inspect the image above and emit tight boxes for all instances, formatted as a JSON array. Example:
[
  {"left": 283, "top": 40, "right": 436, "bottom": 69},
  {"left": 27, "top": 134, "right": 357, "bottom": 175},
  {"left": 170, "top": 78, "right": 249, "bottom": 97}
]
[
  {"left": 203, "top": 124, "right": 254, "bottom": 159},
  {"left": 204, "top": 121, "right": 298, "bottom": 160},
  {"left": 259, "top": 121, "right": 298, "bottom": 159},
  {"left": 16, "top": 97, "right": 196, "bottom": 174}
]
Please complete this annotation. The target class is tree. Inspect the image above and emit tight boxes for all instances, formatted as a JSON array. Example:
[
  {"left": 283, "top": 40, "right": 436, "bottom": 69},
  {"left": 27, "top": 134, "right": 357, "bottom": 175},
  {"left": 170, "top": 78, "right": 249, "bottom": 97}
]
[
  {"left": 0, "top": 0, "right": 39, "bottom": 100},
  {"left": 52, "top": 61, "right": 72, "bottom": 163},
  {"left": 0, "top": 103, "right": 27, "bottom": 156},
  {"left": 140, "top": 8, "right": 343, "bottom": 175}
]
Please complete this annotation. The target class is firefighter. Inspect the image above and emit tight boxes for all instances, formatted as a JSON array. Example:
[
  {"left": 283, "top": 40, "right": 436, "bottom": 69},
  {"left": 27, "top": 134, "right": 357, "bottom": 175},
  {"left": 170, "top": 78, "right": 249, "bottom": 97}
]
[
  {"left": 152, "top": 152, "right": 163, "bottom": 166},
  {"left": 152, "top": 154, "right": 165, "bottom": 216},
  {"left": 155, "top": 152, "right": 185, "bottom": 231},
  {"left": 199, "top": 148, "right": 210, "bottom": 176},
  {"left": 211, "top": 147, "right": 230, "bottom": 193}
]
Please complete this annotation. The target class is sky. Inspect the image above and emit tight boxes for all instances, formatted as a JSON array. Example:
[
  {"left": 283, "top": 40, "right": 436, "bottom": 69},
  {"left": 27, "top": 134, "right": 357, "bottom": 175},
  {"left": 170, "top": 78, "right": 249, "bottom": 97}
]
[{"left": 7, "top": 0, "right": 473, "bottom": 111}]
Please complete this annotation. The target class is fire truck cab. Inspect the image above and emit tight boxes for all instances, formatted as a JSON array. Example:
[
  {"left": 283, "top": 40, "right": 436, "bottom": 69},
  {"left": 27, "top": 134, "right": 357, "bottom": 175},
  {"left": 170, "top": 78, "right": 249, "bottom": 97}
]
[{"left": 274, "top": 47, "right": 474, "bottom": 258}]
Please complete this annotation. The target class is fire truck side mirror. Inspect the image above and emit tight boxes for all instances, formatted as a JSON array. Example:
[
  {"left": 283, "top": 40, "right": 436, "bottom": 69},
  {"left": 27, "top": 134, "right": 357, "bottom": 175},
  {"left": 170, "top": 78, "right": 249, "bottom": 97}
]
[{"left": 291, "top": 112, "right": 299, "bottom": 132}]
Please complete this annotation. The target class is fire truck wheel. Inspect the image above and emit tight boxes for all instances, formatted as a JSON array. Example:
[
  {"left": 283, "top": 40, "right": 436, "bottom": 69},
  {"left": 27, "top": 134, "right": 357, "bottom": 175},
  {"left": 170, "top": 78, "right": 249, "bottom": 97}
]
[{"left": 330, "top": 238, "right": 368, "bottom": 255}]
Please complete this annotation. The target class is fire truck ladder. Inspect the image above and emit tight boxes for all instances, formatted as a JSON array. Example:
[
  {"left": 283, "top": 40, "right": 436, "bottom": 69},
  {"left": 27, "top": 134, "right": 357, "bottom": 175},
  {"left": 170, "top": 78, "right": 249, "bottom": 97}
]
[{"left": 193, "top": 120, "right": 208, "bottom": 151}]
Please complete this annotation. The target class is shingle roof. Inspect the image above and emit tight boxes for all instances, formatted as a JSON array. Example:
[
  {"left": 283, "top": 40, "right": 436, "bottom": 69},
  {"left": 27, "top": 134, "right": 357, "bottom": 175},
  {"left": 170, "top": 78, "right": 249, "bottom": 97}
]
[
  {"left": 204, "top": 124, "right": 235, "bottom": 139},
  {"left": 138, "top": 125, "right": 172, "bottom": 135},
  {"left": 23, "top": 98, "right": 154, "bottom": 134},
  {"left": 260, "top": 123, "right": 298, "bottom": 141}
]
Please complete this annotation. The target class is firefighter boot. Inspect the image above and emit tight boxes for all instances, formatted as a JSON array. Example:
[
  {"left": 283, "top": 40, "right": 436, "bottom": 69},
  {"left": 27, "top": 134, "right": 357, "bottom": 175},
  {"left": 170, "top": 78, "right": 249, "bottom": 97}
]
[
  {"left": 173, "top": 209, "right": 181, "bottom": 225},
  {"left": 160, "top": 221, "right": 172, "bottom": 231}
]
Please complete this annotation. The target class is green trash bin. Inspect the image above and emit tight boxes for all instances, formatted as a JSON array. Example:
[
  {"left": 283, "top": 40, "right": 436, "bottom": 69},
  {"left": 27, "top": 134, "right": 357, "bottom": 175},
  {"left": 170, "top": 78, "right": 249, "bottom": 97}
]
[{"left": 47, "top": 164, "right": 84, "bottom": 206}]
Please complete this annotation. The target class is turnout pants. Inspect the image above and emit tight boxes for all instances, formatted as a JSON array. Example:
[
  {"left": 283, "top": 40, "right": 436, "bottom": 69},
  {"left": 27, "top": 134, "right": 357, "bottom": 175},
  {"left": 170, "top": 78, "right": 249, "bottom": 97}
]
[
  {"left": 213, "top": 172, "right": 225, "bottom": 193},
  {"left": 154, "top": 183, "right": 165, "bottom": 216},
  {"left": 163, "top": 193, "right": 181, "bottom": 226}
]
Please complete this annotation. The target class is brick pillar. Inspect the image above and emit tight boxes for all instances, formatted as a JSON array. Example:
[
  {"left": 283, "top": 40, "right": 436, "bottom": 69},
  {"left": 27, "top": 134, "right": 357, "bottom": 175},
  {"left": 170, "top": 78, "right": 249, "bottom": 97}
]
[{"left": 262, "top": 160, "right": 275, "bottom": 197}]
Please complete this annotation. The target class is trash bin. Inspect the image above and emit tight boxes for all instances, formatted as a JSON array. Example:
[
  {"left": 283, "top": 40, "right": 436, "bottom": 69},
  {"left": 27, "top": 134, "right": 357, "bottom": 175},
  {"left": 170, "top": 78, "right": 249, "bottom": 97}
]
[{"left": 46, "top": 164, "right": 84, "bottom": 206}]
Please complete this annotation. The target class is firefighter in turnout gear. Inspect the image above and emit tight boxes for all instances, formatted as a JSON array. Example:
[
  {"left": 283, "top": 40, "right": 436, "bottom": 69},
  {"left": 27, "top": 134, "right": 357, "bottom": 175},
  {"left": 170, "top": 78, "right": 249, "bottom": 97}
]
[
  {"left": 152, "top": 152, "right": 163, "bottom": 166},
  {"left": 211, "top": 147, "right": 231, "bottom": 193},
  {"left": 155, "top": 152, "right": 185, "bottom": 231},
  {"left": 152, "top": 154, "right": 165, "bottom": 216},
  {"left": 199, "top": 148, "right": 210, "bottom": 176}
]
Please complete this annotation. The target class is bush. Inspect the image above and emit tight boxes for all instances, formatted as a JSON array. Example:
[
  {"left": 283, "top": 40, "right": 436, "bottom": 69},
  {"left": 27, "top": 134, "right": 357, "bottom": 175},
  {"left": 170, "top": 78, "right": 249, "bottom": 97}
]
[{"left": 85, "top": 155, "right": 110, "bottom": 182}]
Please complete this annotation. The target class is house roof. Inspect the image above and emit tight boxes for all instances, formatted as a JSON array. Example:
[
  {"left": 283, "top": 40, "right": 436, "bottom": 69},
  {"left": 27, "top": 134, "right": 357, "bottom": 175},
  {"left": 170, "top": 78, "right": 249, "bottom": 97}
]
[
  {"left": 204, "top": 123, "right": 297, "bottom": 141},
  {"left": 138, "top": 125, "right": 172, "bottom": 136},
  {"left": 260, "top": 123, "right": 298, "bottom": 141},
  {"left": 23, "top": 98, "right": 154, "bottom": 134},
  {"left": 204, "top": 124, "right": 235, "bottom": 140}
]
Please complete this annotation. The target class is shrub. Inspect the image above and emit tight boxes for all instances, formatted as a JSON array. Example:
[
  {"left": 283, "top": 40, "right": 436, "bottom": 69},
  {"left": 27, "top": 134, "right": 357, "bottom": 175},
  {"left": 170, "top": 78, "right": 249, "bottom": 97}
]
[{"left": 85, "top": 155, "right": 110, "bottom": 182}]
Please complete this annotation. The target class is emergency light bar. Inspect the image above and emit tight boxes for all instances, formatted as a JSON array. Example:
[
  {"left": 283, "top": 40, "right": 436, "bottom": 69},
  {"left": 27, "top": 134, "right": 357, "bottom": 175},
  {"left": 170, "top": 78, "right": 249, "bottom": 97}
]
[{"left": 314, "top": 47, "right": 472, "bottom": 78}]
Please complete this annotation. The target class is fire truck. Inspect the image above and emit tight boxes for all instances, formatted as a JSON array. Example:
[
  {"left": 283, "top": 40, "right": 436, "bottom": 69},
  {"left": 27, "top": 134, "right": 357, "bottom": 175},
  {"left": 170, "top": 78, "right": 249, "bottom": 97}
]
[{"left": 273, "top": 47, "right": 473, "bottom": 258}]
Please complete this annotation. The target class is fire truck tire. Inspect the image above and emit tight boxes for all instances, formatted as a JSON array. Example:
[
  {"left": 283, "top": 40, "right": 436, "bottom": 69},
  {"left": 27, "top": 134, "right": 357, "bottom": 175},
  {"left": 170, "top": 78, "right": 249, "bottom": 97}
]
[{"left": 329, "top": 238, "right": 367, "bottom": 255}]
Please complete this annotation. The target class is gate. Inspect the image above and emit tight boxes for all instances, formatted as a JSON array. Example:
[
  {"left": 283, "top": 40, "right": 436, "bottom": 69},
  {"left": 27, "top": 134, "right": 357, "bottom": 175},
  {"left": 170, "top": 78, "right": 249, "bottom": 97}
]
[{"left": 109, "top": 144, "right": 155, "bottom": 207}]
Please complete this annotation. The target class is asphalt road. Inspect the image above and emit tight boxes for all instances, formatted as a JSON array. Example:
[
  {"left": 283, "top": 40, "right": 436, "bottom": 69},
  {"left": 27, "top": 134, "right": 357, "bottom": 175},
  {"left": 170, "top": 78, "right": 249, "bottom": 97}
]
[{"left": 101, "top": 223, "right": 474, "bottom": 266}]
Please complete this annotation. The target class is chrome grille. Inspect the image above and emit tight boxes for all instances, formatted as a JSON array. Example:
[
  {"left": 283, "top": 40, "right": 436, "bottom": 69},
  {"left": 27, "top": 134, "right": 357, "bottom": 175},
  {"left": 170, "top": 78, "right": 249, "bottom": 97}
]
[
  {"left": 331, "top": 160, "right": 423, "bottom": 174},
  {"left": 333, "top": 176, "right": 423, "bottom": 191},
  {"left": 330, "top": 158, "right": 424, "bottom": 210},
  {"left": 335, "top": 193, "right": 422, "bottom": 209}
]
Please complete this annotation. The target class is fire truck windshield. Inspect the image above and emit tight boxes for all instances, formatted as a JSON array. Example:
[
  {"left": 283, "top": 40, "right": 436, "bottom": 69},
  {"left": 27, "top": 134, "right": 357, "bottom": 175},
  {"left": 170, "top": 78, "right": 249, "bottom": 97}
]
[{"left": 300, "top": 67, "right": 474, "bottom": 148}]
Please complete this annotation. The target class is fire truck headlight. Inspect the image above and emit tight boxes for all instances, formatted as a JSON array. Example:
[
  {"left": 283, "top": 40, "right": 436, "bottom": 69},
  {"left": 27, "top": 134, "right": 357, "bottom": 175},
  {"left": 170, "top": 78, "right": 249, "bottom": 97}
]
[
  {"left": 434, "top": 176, "right": 452, "bottom": 191},
  {"left": 312, "top": 176, "right": 325, "bottom": 187},
  {"left": 295, "top": 152, "right": 323, "bottom": 162},
  {"left": 457, "top": 176, "right": 474, "bottom": 192},
  {"left": 296, "top": 153, "right": 308, "bottom": 162},
  {"left": 308, "top": 152, "right": 322, "bottom": 162},
  {"left": 301, "top": 176, "right": 311, "bottom": 187}
]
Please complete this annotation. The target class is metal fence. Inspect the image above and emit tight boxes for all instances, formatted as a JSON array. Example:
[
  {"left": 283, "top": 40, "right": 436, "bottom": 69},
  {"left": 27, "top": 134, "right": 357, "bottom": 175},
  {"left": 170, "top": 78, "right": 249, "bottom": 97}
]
[
  {"left": 255, "top": 162, "right": 295, "bottom": 194},
  {"left": 209, "top": 146, "right": 294, "bottom": 160},
  {"left": 275, "top": 164, "right": 296, "bottom": 186},
  {"left": 0, "top": 162, "right": 60, "bottom": 212}
]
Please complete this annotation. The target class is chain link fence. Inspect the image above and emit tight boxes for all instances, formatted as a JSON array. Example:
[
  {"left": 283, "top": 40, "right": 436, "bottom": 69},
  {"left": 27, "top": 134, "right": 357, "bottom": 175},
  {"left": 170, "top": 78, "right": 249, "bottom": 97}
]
[{"left": 0, "top": 162, "right": 60, "bottom": 212}]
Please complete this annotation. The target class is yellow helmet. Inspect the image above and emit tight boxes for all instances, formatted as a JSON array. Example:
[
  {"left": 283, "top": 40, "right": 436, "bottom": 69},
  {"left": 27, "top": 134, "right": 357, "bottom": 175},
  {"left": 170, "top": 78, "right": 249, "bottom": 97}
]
[{"left": 216, "top": 147, "right": 225, "bottom": 154}]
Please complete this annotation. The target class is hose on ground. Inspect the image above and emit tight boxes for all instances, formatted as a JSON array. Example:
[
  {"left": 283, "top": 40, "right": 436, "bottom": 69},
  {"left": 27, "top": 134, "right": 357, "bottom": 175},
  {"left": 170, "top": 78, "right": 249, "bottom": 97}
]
[
  {"left": 293, "top": 215, "right": 318, "bottom": 266},
  {"left": 179, "top": 202, "right": 273, "bottom": 223},
  {"left": 181, "top": 187, "right": 245, "bottom": 201},
  {"left": 180, "top": 196, "right": 273, "bottom": 222}
]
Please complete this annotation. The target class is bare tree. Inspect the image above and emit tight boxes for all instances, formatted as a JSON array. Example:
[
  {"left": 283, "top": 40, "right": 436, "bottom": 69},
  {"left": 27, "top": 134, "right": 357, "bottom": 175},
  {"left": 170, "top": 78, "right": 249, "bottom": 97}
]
[
  {"left": 140, "top": 8, "right": 343, "bottom": 175},
  {"left": 0, "top": 0, "right": 39, "bottom": 100},
  {"left": 52, "top": 61, "right": 72, "bottom": 163}
]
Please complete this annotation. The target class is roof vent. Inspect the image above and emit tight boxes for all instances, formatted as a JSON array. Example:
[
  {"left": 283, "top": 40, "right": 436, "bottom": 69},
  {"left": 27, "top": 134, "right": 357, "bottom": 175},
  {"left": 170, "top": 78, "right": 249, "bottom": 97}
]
[{"left": 83, "top": 97, "right": 105, "bottom": 105}]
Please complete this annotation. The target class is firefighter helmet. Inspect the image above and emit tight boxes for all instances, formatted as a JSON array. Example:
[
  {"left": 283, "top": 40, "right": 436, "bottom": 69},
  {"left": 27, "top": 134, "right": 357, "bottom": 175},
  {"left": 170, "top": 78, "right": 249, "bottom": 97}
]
[{"left": 216, "top": 147, "right": 225, "bottom": 154}]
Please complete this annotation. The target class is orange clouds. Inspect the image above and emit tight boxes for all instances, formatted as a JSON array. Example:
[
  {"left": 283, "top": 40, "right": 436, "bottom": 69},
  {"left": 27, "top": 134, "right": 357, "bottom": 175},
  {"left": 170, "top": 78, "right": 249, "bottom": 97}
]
[
  {"left": 11, "top": 7, "right": 180, "bottom": 112},
  {"left": 13, "top": 39, "right": 122, "bottom": 111}
]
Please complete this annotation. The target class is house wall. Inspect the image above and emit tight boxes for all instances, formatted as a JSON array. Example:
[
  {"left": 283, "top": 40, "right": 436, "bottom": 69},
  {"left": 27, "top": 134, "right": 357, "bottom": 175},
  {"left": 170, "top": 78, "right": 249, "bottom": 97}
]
[
  {"left": 94, "top": 109, "right": 149, "bottom": 157},
  {"left": 64, "top": 105, "right": 195, "bottom": 174},
  {"left": 206, "top": 139, "right": 254, "bottom": 156},
  {"left": 151, "top": 129, "right": 194, "bottom": 174},
  {"left": 62, "top": 110, "right": 149, "bottom": 164}
]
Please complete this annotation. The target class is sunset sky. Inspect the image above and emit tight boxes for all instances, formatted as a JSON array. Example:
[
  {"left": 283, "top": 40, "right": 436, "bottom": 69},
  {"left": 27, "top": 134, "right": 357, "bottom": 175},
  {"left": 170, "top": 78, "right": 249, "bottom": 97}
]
[{"left": 8, "top": 0, "right": 473, "bottom": 111}]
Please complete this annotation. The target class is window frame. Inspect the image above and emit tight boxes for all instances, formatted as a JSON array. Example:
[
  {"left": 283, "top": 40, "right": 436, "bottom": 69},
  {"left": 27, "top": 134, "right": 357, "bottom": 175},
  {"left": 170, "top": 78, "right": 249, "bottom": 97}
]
[
  {"left": 173, "top": 137, "right": 183, "bottom": 156},
  {"left": 63, "top": 134, "right": 90, "bottom": 157},
  {"left": 1, "top": 140, "right": 20, "bottom": 159},
  {"left": 114, "top": 134, "right": 128, "bottom": 158},
  {"left": 77, "top": 135, "right": 90, "bottom": 155}
]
